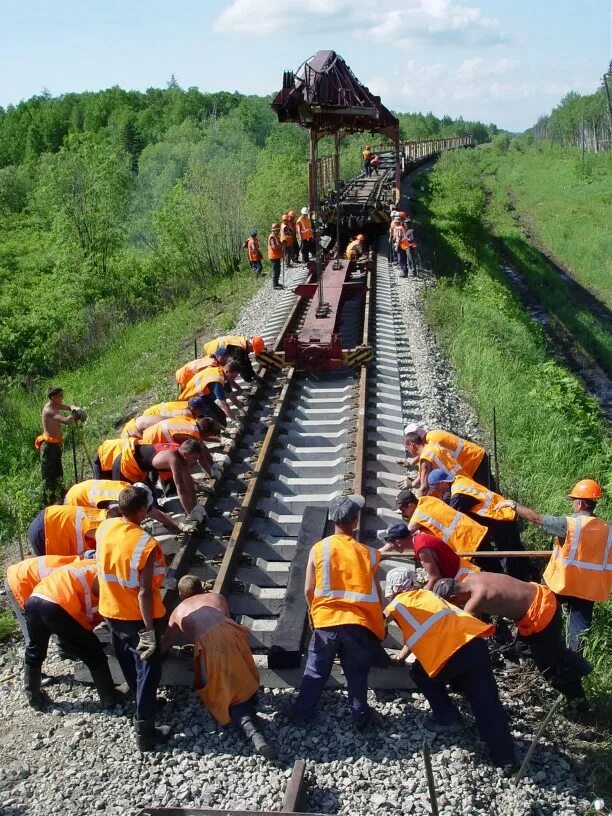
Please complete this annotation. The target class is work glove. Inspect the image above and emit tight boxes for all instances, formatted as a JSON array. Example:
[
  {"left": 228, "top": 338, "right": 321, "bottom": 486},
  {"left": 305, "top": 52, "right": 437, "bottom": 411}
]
[
  {"left": 136, "top": 629, "right": 157, "bottom": 660},
  {"left": 179, "top": 519, "right": 200, "bottom": 534},
  {"left": 210, "top": 464, "right": 224, "bottom": 480},
  {"left": 71, "top": 407, "right": 87, "bottom": 422},
  {"left": 179, "top": 504, "right": 208, "bottom": 534}
]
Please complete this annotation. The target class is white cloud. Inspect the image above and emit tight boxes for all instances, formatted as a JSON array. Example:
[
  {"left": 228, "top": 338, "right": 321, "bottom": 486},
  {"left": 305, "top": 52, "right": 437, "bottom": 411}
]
[{"left": 213, "top": 0, "right": 508, "bottom": 46}]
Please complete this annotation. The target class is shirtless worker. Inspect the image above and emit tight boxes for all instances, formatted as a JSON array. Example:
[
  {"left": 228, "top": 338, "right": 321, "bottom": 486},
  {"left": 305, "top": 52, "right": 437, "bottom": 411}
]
[
  {"left": 433, "top": 573, "right": 593, "bottom": 711},
  {"left": 36, "top": 386, "right": 87, "bottom": 504},
  {"left": 161, "top": 575, "right": 277, "bottom": 759}
]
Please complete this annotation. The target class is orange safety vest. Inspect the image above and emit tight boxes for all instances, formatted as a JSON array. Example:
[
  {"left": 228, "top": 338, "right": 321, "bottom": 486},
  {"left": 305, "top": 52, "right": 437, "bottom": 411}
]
[
  {"left": 426, "top": 430, "right": 485, "bottom": 477},
  {"left": 345, "top": 239, "right": 363, "bottom": 260},
  {"left": 43, "top": 504, "right": 106, "bottom": 556},
  {"left": 120, "top": 417, "right": 142, "bottom": 440},
  {"left": 179, "top": 365, "right": 225, "bottom": 401},
  {"left": 296, "top": 215, "right": 313, "bottom": 240},
  {"left": 451, "top": 475, "right": 516, "bottom": 522},
  {"left": 97, "top": 439, "right": 124, "bottom": 472},
  {"left": 203, "top": 335, "right": 247, "bottom": 356},
  {"left": 310, "top": 534, "right": 384, "bottom": 639},
  {"left": 455, "top": 556, "right": 481, "bottom": 582},
  {"left": 385, "top": 589, "right": 493, "bottom": 677},
  {"left": 267, "top": 232, "right": 283, "bottom": 260},
  {"left": 175, "top": 356, "right": 217, "bottom": 389},
  {"left": 34, "top": 432, "right": 63, "bottom": 450},
  {"left": 119, "top": 439, "right": 148, "bottom": 483},
  {"left": 419, "top": 442, "right": 465, "bottom": 479},
  {"left": 142, "top": 416, "right": 201, "bottom": 444},
  {"left": 245, "top": 236, "right": 262, "bottom": 262},
  {"left": 411, "top": 496, "right": 488, "bottom": 553},
  {"left": 543, "top": 515, "right": 612, "bottom": 602},
  {"left": 142, "top": 401, "right": 191, "bottom": 418},
  {"left": 31, "top": 560, "right": 100, "bottom": 630},
  {"left": 96, "top": 517, "right": 166, "bottom": 620},
  {"left": 6, "top": 555, "right": 79, "bottom": 609},
  {"left": 64, "top": 479, "right": 131, "bottom": 508}
]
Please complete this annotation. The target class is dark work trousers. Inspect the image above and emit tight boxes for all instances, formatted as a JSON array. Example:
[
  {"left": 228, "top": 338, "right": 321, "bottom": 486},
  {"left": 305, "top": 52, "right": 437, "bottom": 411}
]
[
  {"left": 527, "top": 605, "right": 591, "bottom": 699},
  {"left": 28, "top": 510, "right": 46, "bottom": 556},
  {"left": 106, "top": 618, "right": 163, "bottom": 721},
  {"left": 271, "top": 258, "right": 281, "bottom": 286},
  {"left": 396, "top": 247, "right": 408, "bottom": 276},
  {"left": 196, "top": 396, "right": 227, "bottom": 428},
  {"left": 363, "top": 158, "right": 371, "bottom": 177},
  {"left": 557, "top": 595, "right": 594, "bottom": 653},
  {"left": 472, "top": 516, "right": 532, "bottom": 581},
  {"left": 4, "top": 577, "right": 29, "bottom": 644},
  {"left": 472, "top": 453, "right": 497, "bottom": 492},
  {"left": 229, "top": 693, "right": 259, "bottom": 726},
  {"left": 40, "top": 440, "right": 63, "bottom": 505},
  {"left": 292, "top": 241, "right": 300, "bottom": 262},
  {"left": 283, "top": 244, "right": 293, "bottom": 268},
  {"left": 410, "top": 637, "right": 515, "bottom": 767},
  {"left": 25, "top": 596, "right": 108, "bottom": 673},
  {"left": 92, "top": 455, "right": 112, "bottom": 481},
  {"left": 292, "top": 624, "right": 389, "bottom": 726},
  {"left": 301, "top": 239, "right": 314, "bottom": 264},
  {"left": 249, "top": 260, "right": 263, "bottom": 276}
]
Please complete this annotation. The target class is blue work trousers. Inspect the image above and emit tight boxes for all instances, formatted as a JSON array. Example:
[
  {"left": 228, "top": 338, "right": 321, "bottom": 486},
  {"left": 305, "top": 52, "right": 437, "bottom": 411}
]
[
  {"left": 396, "top": 247, "right": 408, "bottom": 275},
  {"left": 410, "top": 637, "right": 515, "bottom": 767},
  {"left": 292, "top": 624, "right": 389, "bottom": 726},
  {"left": 27, "top": 510, "right": 46, "bottom": 556},
  {"left": 106, "top": 618, "right": 163, "bottom": 721},
  {"left": 560, "top": 595, "right": 594, "bottom": 653},
  {"left": 229, "top": 693, "right": 259, "bottom": 727}
]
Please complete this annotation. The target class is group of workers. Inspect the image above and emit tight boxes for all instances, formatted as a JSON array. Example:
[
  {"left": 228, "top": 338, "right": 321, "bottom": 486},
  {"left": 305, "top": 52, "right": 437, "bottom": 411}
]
[
  {"left": 362, "top": 145, "right": 381, "bottom": 177},
  {"left": 243, "top": 207, "right": 315, "bottom": 289},
  {"left": 11, "top": 328, "right": 611, "bottom": 771}
]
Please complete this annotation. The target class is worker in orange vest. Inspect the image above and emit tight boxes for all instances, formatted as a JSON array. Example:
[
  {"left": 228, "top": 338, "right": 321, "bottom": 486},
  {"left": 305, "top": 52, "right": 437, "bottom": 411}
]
[
  {"left": 289, "top": 494, "right": 389, "bottom": 730},
  {"left": 296, "top": 208, "right": 315, "bottom": 263},
  {"left": 280, "top": 214, "right": 294, "bottom": 269},
  {"left": 433, "top": 573, "right": 592, "bottom": 707},
  {"left": 345, "top": 234, "right": 366, "bottom": 261},
  {"left": 23, "top": 560, "right": 127, "bottom": 710},
  {"left": 178, "top": 361, "right": 242, "bottom": 427},
  {"left": 390, "top": 214, "right": 409, "bottom": 277},
  {"left": 496, "top": 479, "right": 612, "bottom": 652},
  {"left": 36, "top": 386, "right": 86, "bottom": 504},
  {"left": 243, "top": 230, "right": 263, "bottom": 276},
  {"left": 123, "top": 396, "right": 216, "bottom": 442},
  {"left": 362, "top": 145, "right": 372, "bottom": 177},
  {"left": 403, "top": 423, "right": 496, "bottom": 491},
  {"left": 27, "top": 503, "right": 106, "bottom": 557},
  {"left": 287, "top": 210, "right": 299, "bottom": 262},
  {"left": 384, "top": 569, "right": 516, "bottom": 771},
  {"left": 175, "top": 349, "right": 229, "bottom": 391},
  {"left": 268, "top": 222, "right": 283, "bottom": 289},
  {"left": 96, "top": 485, "right": 173, "bottom": 750}
]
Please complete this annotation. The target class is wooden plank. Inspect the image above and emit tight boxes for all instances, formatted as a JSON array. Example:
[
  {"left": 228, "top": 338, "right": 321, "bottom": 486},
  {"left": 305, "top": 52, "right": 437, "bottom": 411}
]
[{"left": 268, "top": 506, "right": 328, "bottom": 669}]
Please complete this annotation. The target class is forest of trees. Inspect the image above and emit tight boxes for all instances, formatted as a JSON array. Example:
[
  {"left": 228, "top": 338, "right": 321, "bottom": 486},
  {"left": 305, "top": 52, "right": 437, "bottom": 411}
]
[{"left": 0, "top": 81, "right": 495, "bottom": 384}]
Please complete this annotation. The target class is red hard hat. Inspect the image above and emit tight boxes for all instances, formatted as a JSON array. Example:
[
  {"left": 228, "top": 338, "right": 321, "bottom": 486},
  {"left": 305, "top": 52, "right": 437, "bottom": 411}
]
[
  {"left": 356, "top": 234, "right": 365, "bottom": 241},
  {"left": 567, "top": 479, "right": 603, "bottom": 500}
]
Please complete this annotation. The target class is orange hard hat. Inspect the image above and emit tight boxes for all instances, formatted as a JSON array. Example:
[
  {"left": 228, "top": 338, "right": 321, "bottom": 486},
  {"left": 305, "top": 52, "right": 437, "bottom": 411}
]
[
  {"left": 288, "top": 210, "right": 295, "bottom": 217},
  {"left": 567, "top": 479, "right": 603, "bottom": 500},
  {"left": 356, "top": 234, "right": 365, "bottom": 241},
  {"left": 251, "top": 336, "right": 266, "bottom": 354}
]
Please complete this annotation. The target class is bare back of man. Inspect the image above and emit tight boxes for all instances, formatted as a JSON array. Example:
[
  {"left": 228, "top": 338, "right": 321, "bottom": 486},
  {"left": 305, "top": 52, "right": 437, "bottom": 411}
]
[
  {"left": 452, "top": 572, "right": 536, "bottom": 620},
  {"left": 168, "top": 592, "right": 231, "bottom": 643}
]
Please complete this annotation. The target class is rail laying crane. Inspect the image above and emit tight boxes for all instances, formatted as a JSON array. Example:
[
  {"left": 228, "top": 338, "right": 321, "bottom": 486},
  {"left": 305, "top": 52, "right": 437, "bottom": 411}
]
[{"left": 258, "top": 50, "right": 399, "bottom": 373}]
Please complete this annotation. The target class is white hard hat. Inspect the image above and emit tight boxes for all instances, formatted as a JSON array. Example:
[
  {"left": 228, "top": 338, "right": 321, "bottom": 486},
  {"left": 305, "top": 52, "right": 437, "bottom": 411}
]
[
  {"left": 300, "top": 207, "right": 309, "bottom": 215},
  {"left": 404, "top": 423, "right": 426, "bottom": 438},
  {"left": 134, "top": 482, "right": 154, "bottom": 509},
  {"left": 391, "top": 210, "right": 398, "bottom": 217}
]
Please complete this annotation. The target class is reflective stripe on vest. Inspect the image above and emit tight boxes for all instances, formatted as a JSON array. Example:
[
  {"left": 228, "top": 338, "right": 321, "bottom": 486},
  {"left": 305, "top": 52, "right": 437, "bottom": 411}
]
[
  {"left": 179, "top": 367, "right": 224, "bottom": 401},
  {"left": 314, "top": 537, "right": 379, "bottom": 603},
  {"left": 70, "top": 565, "right": 97, "bottom": 621},
  {"left": 553, "top": 516, "right": 612, "bottom": 572},
  {"left": 412, "top": 496, "right": 487, "bottom": 553},
  {"left": 143, "top": 402, "right": 190, "bottom": 418},
  {"left": 413, "top": 506, "right": 461, "bottom": 544},
  {"left": 421, "top": 443, "right": 463, "bottom": 477},
  {"left": 451, "top": 476, "right": 514, "bottom": 521},
  {"left": 391, "top": 601, "right": 455, "bottom": 651},
  {"left": 98, "top": 520, "right": 154, "bottom": 590},
  {"left": 89, "top": 483, "right": 124, "bottom": 506}
]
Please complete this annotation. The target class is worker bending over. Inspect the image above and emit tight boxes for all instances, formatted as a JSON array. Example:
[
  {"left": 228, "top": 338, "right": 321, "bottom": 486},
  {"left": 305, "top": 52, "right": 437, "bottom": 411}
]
[
  {"left": 36, "top": 386, "right": 86, "bottom": 504},
  {"left": 178, "top": 362, "right": 241, "bottom": 426},
  {"left": 433, "top": 573, "right": 592, "bottom": 709},
  {"left": 123, "top": 397, "right": 215, "bottom": 440},
  {"left": 202, "top": 335, "right": 265, "bottom": 385},
  {"left": 96, "top": 486, "right": 171, "bottom": 750},
  {"left": 175, "top": 348, "right": 229, "bottom": 391},
  {"left": 496, "top": 479, "right": 612, "bottom": 653},
  {"left": 345, "top": 234, "right": 366, "bottom": 261},
  {"left": 24, "top": 560, "right": 126, "bottom": 710},
  {"left": 290, "top": 494, "right": 389, "bottom": 731},
  {"left": 161, "top": 575, "right": 277, "bottom": 759},
  {"left": 384, "top": 569, "right": 516, "bottom": 772},
  {"left": 27, "top": 503, "right": 105, "bottom": 557}
]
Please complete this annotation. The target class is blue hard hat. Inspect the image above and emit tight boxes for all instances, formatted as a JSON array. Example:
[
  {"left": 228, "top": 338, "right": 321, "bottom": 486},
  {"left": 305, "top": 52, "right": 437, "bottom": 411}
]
[
  {"left": 377, "top": 522, "right": 410, "bottom": 542},
  {"left": 428, "top": 469, "right": 454, "bottom": 485}
]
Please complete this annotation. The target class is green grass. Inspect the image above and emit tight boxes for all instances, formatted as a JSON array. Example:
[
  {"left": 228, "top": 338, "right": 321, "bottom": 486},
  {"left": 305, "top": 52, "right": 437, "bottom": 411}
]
[
  {"left": 0, "top": 270, "right": 262, "bottom": 547},
  {"left": 0, "top": 610, "right": 18, "bottom": 643},
  {"left": 491, "top": 142, "right": 612, "bottom": 309}
]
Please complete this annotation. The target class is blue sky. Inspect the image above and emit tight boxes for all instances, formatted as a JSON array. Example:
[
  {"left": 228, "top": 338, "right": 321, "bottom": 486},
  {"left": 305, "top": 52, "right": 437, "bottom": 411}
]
[{"left": 1, "top": 0, "right": 609, "bottom": 130}]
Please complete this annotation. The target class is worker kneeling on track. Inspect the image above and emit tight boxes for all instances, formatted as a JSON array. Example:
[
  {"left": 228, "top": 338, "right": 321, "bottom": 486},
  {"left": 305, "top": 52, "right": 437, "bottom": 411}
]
[
  {"left": 433, "top": 573, "right": 592, "bottom": 712},
  {"left": 161, "top": 575, "right": 277, "bottom": 760},
  {"left": 290, "top": 494, "right": 389, "bottom": 731},
  {"left": 384, "top": 569, "right": 517, "bottom": 773},
  {"left": 23, "top": 559, "right": 128, "bottom": 711}
]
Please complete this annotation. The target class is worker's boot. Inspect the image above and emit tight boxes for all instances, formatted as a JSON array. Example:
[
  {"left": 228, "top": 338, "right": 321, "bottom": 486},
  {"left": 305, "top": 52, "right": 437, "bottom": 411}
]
[
  {"left": 238, "top": 715, "right": 278, "bottom": 760},
  {"left": 89, "top": 665, "right": 131, "bottom": 709},
  {"left": 134, "top": 716, "right": 172, "bottom": 752},
  {"left": 23, "top": 664, "right": 53, "bottom": 711}
]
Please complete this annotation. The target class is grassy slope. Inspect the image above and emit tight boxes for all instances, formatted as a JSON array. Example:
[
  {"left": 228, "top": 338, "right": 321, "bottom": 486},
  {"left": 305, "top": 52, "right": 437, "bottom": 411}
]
[
  {"left": 492, "top": 144, "right": 612, "bottom": 308},
  {"left": 0, "top": 271, "right": 261, "bottom": 555},
  {"left": 414, "top": 148, "right": 611, "bottom": 718}
]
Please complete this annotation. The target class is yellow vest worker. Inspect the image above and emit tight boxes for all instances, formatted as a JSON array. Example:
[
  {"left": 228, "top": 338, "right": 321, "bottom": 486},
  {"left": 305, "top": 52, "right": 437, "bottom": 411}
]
[
  {"left": 120, "top": 417, "right": 143, "bottom": 440},
  {"left": 385, "top": 588, "right": 493, "bottom": 676},
  {"left": 203, "top": 335, "right": 248, "bottom": 356},
  {"left": 142, "top": 416, "right": 201, "bottom": 444},
  {"left": 311, "top": 534, "right": 385, "bottom": 640},
  {"left": 175, "top": 356, "right": 218, "bottom": 390},
  {"left": 64, "top": 479, "right": 131, "bottom": 508},
  {"left": 178, "top": 365, "right": 225, "bottom": 401},
  {"left": 27, "top": 504, "right": 106, "bottom": 557},
  {"left": 296, "top": 213, "right": 313, "bottom": 240},
  {"left": 409, "top": 495, "right": 488, "bottom": 553},
  {"left": 419, "top": 442, "right": 464, "bottom": 479},
  {"left": 345, "top": 235, "right": 365, "bottom": 260},
  {"left": 290, "top": 494, "right": 389, "bottom": 729},
  {"left": 31, "top": 560, "right": 101, "bottom": 631},
  {"left": 451, "top": 475, "right": 516, "bottom": 522},
  {"left": 6, "top": 555, "right": 80, "bottom": 610},
  {"left": 426, "top": 430, "right": 485, "bottom": 477},
  {"left": 96, "top": 438, "right": 124, "bottom": 476},
  {"left": 142, "top": 401, "right": 191, "bottom": 418},
  {"left": 544, "top": 515, "right": 612, "bottom": 602}
]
